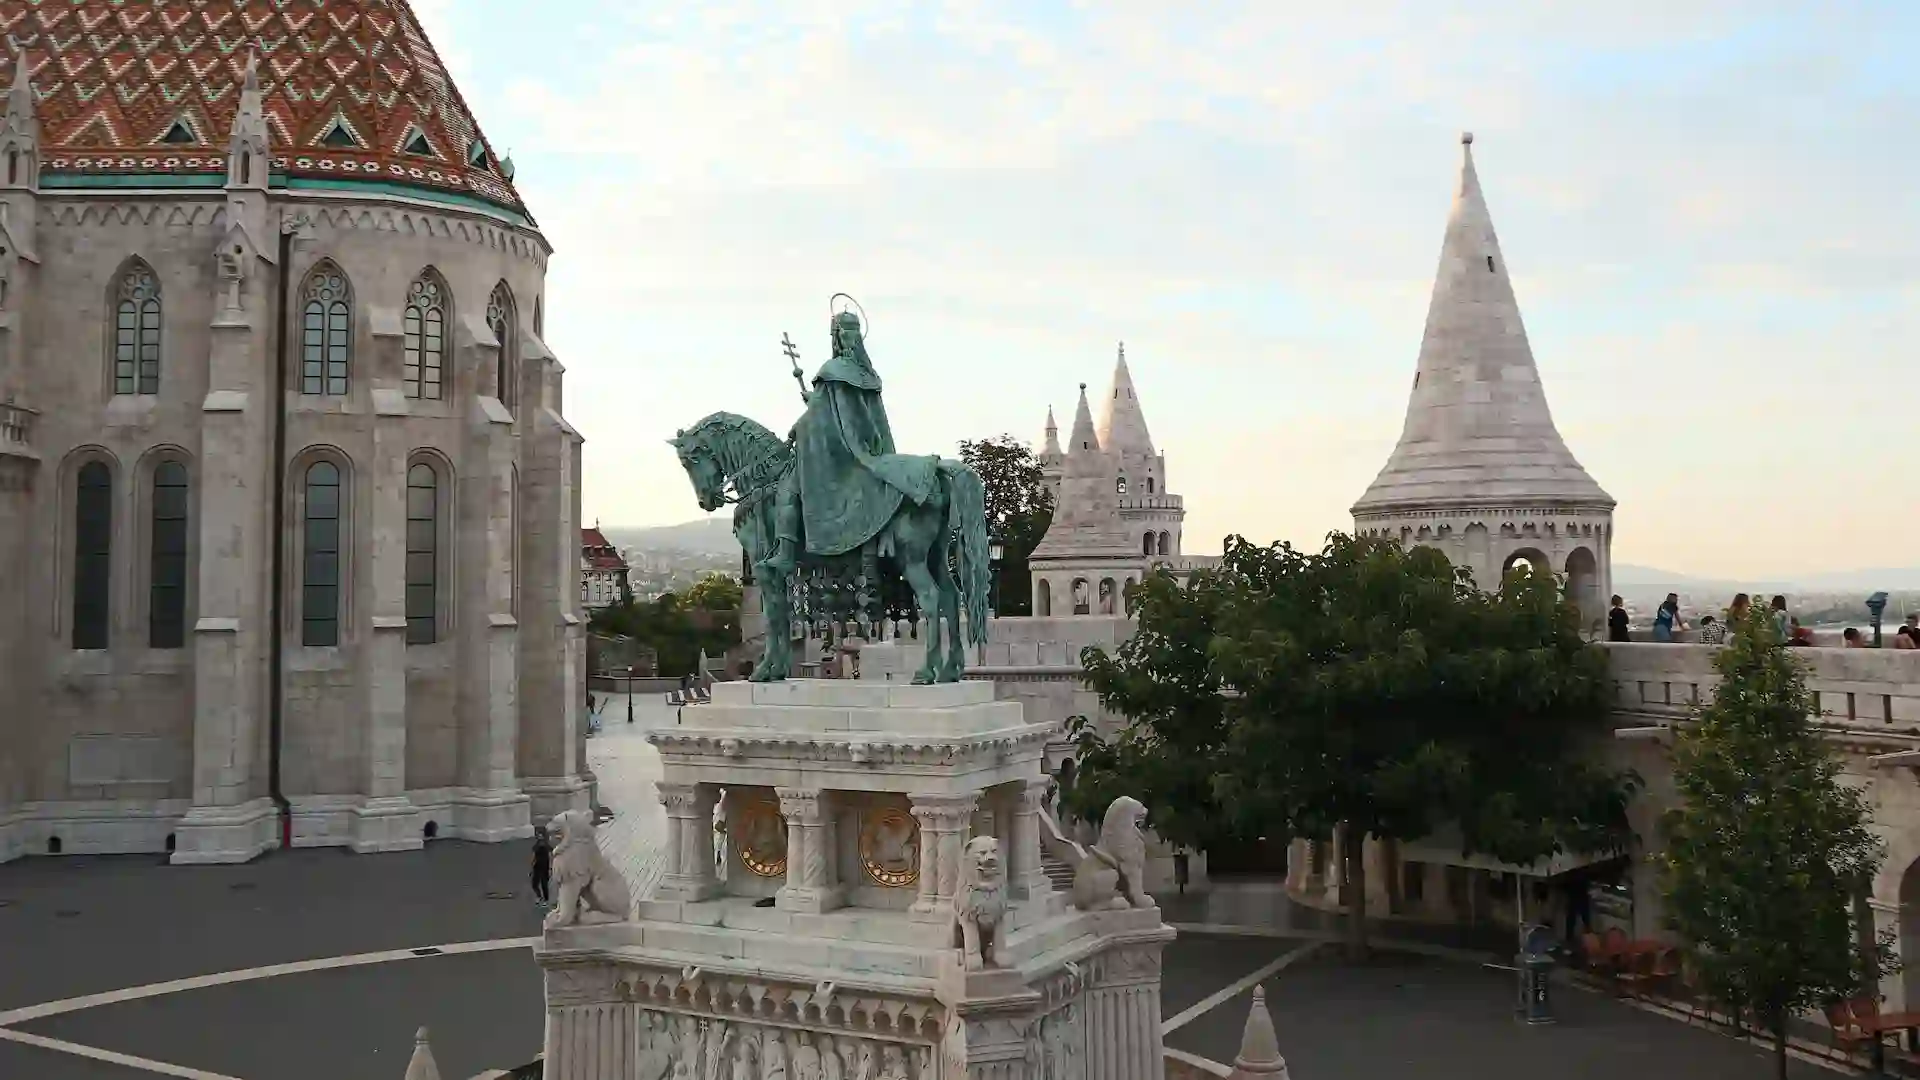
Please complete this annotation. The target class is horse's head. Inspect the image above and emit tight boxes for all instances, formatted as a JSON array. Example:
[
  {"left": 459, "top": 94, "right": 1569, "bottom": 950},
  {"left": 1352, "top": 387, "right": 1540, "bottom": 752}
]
[{"left": 669, "top": 418, "right": 728, "bottom": 512}]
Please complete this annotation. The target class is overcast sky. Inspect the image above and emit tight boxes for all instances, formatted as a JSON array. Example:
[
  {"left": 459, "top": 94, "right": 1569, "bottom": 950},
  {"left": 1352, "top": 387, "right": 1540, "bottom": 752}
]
[{"left": 419, "top": 1, "right": 1916, "bottom": 580}]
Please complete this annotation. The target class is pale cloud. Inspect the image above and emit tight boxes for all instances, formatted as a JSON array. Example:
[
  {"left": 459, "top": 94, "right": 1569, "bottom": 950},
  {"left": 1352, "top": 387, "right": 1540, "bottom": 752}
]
[{"left": 417, "top": 0, "right": 1920, "bottom": 581}]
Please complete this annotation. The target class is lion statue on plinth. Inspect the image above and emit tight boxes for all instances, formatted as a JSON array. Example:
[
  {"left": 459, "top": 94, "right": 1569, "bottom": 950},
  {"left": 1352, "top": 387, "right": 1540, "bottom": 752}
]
[
  {"left": 953, "top": 835, "right": 1009, "bottom": 970},
  {"left": 544, "top": 808, "right": 633, "bottom": 928},
  {"left": 1038, "top": 795, "right": 1156, "bottom": 912}
]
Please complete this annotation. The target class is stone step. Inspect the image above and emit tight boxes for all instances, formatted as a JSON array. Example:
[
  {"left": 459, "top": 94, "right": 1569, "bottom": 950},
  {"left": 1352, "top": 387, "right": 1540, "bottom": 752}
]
[{"left": 1041, "top": 850, "right": 1077, "bottom": 891}]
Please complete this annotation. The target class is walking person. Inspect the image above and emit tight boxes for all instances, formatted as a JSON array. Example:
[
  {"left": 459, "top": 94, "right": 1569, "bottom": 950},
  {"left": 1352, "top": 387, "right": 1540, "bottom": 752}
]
[
  {"left": 530, "top": 826, "right": 553, "bottom": 907},
  {"left": 1608, "top": 595, "right": 1630, "bottom": 642}
]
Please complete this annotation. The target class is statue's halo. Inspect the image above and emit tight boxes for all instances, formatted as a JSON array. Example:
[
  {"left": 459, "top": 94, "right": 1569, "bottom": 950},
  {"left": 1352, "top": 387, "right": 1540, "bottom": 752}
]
[{"left": 830, "top": 292, "right": 870, "bottom": 341}]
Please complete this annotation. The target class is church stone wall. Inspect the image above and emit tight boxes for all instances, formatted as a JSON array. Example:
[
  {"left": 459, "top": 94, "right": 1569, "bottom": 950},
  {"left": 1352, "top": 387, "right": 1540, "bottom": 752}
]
[{"left": 1, "top": 189, "right": 586, "bottom": 864}]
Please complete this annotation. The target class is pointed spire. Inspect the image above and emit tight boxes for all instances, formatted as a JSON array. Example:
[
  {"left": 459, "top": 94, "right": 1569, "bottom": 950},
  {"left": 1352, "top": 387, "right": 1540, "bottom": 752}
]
[
  {"left": 1095, "top": 341, "right": 1154, "bottom": 456},
  {"left": 1227, "top": 987, "right": 1291, "bottom": 1079},
  {"left": 1066, "top": 382, "right": 1100, "bottom": 457},
  {"left": 404, "top": 1028, "right": 443, "bottom": 1080},
  {"left": 6, "top": 52, "right": 32, "bottom": 128},
  {"left": 226, "top": 50, "right": 268, "bottom": 190},
  {"left": 1042, "top": 406, "right": 1061, "bottom": 457},
  {"left": 1353, "top": 133, "right": 1611, "bottom": 514}
]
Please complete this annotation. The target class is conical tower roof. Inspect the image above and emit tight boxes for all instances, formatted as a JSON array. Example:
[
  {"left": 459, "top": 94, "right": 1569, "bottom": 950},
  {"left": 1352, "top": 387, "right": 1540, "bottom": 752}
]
[
  {"left": 1353, "top": 134, "right": 1611, "bottom": 515},
  {"left": 1227, "top": 987, "right": 1291, "bottom": 1079},
  {"left": 1042, "top": 406, "right": 1062, "bottom": 457},
  {"left": 1065, "top": 383, "right": 1100, "bottom": 457},
  {"left": 1096, "top": 343, "right": 1155, "bottom": 456},
  {"left": 0, "top": 1, "right": 525, "bottom": 219}
]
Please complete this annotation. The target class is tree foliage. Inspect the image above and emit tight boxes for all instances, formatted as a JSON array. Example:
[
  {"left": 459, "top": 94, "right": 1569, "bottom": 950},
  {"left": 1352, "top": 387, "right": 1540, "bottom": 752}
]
[
  {"left": 1069, "top": 532, "right": 1639, "bottom": 954},
  {"left": 589, "top": 584, "right": 741, "bottom": 677},
  {"left": 1661, "top": 607, "right": 1896, "bottom": 1080},
  {"left": 959, "top": 435, "right": 1054, "bottom": 615}
]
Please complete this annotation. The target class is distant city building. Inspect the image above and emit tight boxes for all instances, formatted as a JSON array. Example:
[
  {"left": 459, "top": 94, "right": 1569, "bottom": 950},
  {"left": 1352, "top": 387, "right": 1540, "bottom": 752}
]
[{"left": 580, "top": 526, "right": 631, "bottom": 611}]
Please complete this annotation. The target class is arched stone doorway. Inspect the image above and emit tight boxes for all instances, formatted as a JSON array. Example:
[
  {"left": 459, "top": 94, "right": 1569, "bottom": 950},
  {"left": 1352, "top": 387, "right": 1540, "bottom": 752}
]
[
  {"left": 1503, "top": 547, "right": 1551, "bottom": 582},
  {"left": 1565, "top": 546, "right": 1600, "bottom": 627},
  {"left": 1036, "top": 579, "right": 1051, "bottom": 616}
]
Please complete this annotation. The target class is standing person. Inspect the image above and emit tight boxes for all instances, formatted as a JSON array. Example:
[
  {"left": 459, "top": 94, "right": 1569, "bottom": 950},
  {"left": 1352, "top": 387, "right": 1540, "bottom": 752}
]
[
  {"left": 1729, "top": 592, "right": 1752, "bottom": 623},
  {"left": 1895, "top": 626, "right": 1918, "bottom": 650},
  {"left": 530, "top": 826, "right": 552, "bottom": 907},
  {"left": 1608, "top": 595, "right": 1631, "bottom": 642},
  {"left": 1770, "top": 595, "right": 1792, "bottom": 643},
  {"left": 1653, "top": 593, "right": 1684, "bottom": 642},
  {"left": 1844, "top": 628, "right": 1871, "bottom": 648},
  {"left": 1698, "top": 615, "right": 1727, "bottom": 645}
]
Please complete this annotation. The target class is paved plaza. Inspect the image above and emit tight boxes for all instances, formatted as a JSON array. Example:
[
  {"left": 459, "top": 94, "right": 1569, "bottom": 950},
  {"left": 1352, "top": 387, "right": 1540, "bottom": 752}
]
[{"left": 0, "top": 695, "right": 1854, "bottom": 1079}]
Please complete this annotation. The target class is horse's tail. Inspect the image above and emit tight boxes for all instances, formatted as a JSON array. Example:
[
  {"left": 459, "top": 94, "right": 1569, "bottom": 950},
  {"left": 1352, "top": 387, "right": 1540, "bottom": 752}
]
[{"left": 947, "top": 462, "right": 992, "bottom": 645}]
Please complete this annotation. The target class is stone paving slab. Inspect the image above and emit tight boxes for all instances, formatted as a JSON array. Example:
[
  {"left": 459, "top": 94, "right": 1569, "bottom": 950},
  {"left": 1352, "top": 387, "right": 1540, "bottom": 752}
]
[
  {"left": 19, "top": 949, "right": 542, "bottom": 1080},
  {"left": 0, "top": 1036, "right": 175, "bottom": 1080},
  {"left": 586, "top": 697, "right": 673, "bottom": 904},
  {"left": 1160, "top": 932, "right": 1302, "bottom": 1022},
  {"left": 1165, "top": 947, "right": 1835, "bottom": 1079}
]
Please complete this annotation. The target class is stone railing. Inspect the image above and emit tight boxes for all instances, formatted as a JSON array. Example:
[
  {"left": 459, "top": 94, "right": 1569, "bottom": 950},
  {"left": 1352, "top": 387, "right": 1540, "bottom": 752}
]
[
  {"left": 1118, "top": 494, "right": 1184, "bottom": 511},
  {"left": 1166, "top": 1047, "right": 1233, "bottom": 1079},
  {"left": 1602, "top": 641, "right": 1920, "bottom": 734}
]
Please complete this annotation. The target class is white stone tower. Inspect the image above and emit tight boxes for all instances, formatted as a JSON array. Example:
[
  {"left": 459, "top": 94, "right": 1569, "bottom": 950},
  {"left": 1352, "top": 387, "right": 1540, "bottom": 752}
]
[
  {"left": 1097, "top": 343, "right": 1184, "bottom": 561},
  {"left": 1352, "top": 133, "right": 1614, "bottom": 629},
  {"left": 1028, "top": 383, "right": 1140, "bottom": 617}
]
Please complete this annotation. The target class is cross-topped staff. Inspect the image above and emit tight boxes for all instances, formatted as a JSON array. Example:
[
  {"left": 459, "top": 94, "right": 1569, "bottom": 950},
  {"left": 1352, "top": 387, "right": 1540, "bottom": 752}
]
[{"left": 781, "top": 332, "right": 807, "bottom": 401}]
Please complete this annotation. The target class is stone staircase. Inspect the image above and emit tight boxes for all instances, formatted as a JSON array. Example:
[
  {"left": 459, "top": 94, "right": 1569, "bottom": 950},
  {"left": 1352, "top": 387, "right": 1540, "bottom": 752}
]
[{"left": 1041, "top": 848, "right": 1077, "bottom": 893}]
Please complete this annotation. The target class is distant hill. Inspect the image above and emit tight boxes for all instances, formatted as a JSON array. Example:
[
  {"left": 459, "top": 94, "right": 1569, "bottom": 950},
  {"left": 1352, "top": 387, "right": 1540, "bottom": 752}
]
[
  {"left": 1613, "top": 562, "right": 1920, "bottom": 594},
  {"left": 601, "top": 517, "right": 740, "bottom": 558}
]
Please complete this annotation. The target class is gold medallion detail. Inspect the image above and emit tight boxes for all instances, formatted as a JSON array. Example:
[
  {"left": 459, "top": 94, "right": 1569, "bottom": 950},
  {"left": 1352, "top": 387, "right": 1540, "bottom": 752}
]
[
  {"left": 860, "top": 807, "right": 920, "bottom": 888},
  {"left": 734, "top": 799, "right": 788, "bottom": 878}
]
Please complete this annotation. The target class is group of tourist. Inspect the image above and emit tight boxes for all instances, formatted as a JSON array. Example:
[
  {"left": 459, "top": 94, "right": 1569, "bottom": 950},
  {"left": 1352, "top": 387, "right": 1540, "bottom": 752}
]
[{"left": 1608, "top": 592, "right": 1920, "bottom": 649}]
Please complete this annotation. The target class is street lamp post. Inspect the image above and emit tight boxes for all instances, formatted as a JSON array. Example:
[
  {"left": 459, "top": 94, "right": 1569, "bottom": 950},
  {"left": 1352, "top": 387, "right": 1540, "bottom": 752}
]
[{"left": 988, "top": 536, "right": 1006, "bottom": 617}]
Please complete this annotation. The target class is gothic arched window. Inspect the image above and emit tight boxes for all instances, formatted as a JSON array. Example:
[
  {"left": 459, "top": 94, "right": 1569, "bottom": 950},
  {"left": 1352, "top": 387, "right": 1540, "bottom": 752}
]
[
  {"left": 300, "top": 264, "right": 352, "bottom": 396},
  {"left": 1099, "top": 578, "right": 1116, "bottom": 615},
  {"left": 302, "top": 461, "right": 344, "bottom": 647},
  {"left": 487, "top": 281, "right": 516, "bottom": 409},
  {"left": 1158, "top": 530, "right": 1171, "bottom": 556},
  {"left": 113, "top": 262, "right": 162, "bottom": 395},
  {"left": 72, "top": 461, "right": 113, "bottom": 649},
  {"left": 403, "top": 272, "right": 448, "bottom": 400},
  {"left": 1145, "top": 476, "right": 1155, "bottom": 494},
  {"left": 405, "top": 462, "right": 439, "bottom": 645},
  {"left": 1142, "top": 533, "right": 1154, "bottom": 557},
  {"left": 149, "top": 461, "right": 190, "bottom": 648},
  {"left": 1116, "top": 476, "right": 1127, "bottom": 494}
]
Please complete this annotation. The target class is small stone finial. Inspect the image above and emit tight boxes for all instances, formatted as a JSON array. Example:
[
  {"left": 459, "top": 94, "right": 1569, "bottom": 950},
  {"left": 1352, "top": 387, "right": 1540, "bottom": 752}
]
[
  {"left": 404, "top": 1027, "right": 443, "bottom": 1080},
  {"left": 241, "top": 49, "right": 259, "bottom": 94},
  {"left": 1461, "top": 130, "right": 1473, "bottom": 146},
  {"left": 1227, "top": 986, "right": 1290, "bottom": 1079},
  {"left": 1078, "top": 382, "right": 1087, "bottom": 391},
  {"left": 7, "top": 51, "right": 31, "bottom": 116}
]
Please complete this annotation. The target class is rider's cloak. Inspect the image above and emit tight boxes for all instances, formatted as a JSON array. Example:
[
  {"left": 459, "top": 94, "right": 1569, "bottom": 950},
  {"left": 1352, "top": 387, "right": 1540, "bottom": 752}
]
[{"left": 793, "top": 316, "right": 938, "bottom": 556}]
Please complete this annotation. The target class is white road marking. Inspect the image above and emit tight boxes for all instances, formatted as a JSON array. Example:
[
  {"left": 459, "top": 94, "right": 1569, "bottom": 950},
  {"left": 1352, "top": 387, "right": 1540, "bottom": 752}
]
[
  {"left": 1161, "top": 939, "right": 1323, "bottom": 1034},
  {"left": 0, "top": 936, "right": 539, "bottom": 1028},
  {"left": 0, "top": 1026, "right": 251, "bottom": 1080}
]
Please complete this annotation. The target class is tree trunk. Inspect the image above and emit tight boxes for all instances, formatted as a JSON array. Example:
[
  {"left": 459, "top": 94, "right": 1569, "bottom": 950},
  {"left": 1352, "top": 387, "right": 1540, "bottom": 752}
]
[
  {"left": 1771, "top": 1004, "right": 1789, "bottom": 1080},
  {"left": 1340, "top": 822, "right": 1368, "bottom": 961}
]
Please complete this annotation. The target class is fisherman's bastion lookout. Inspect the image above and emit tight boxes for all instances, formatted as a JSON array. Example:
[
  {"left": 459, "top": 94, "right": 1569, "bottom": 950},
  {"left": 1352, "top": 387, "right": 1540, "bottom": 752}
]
[{"left": 0, "top": 5, "right": 1913, "bottom": 1080}]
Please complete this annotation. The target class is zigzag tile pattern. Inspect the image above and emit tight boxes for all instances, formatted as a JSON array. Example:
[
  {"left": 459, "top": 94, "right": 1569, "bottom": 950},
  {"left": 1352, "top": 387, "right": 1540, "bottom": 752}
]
[{"left": 0, "top": 0, "right": 522, "bottom": 213}]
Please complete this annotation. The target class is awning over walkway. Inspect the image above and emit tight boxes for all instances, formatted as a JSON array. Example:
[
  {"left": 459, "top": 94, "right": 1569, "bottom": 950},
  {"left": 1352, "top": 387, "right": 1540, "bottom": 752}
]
[{"left": 1395, "top": 824, "right": 1626, "bottom": 880}]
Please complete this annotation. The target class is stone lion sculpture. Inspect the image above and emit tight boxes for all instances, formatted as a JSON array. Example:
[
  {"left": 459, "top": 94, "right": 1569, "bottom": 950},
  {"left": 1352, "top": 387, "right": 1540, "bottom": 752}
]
[
  {"left": 544, "top": 808, "right": 633, "bottom": 928},
  {"left": 952, "top": 835, "right": 1009, "bottom": 971},
  {"left": 1037, "top": 795, "right": 1155, "bottom": 912}
]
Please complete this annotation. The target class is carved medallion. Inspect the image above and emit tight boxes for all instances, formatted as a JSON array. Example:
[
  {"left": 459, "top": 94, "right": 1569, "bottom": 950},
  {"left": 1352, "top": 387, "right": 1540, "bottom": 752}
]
[
  {"left": 859, "top": 806, "right": 920, "bottom": 887},
  {"left": 734, "top": 798, "right": 788, "bottom": 878}
]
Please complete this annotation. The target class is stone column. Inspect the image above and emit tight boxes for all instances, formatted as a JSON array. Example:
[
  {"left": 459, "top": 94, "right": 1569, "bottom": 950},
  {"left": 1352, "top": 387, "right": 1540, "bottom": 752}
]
[
  {"left": 1085, "top": 942, "right": 1171, "bottom": 1080},
  {"left": 908, "top": 792, "right": 977, "bottom": 918},
  {"left": 1011, "top": 779, "right": 1051, "bottom": 902},
  {"left": 541, "top": 967, "right": 639, "bottom": 1079},
  {"left": 655, "top": 782, "right": 721, "bottom": 902},
  {"left": 776, "top": 787, "right": 840, "bottom": 913},
  {"left": 351, "top": 373, "right": 418, "bottom": 853},
  {"left": 172, "top": 235, "right": 276, "bottom": 865}
]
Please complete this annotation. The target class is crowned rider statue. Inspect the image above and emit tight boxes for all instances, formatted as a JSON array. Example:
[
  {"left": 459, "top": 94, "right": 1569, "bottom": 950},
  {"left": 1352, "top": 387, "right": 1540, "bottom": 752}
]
[{"left": 758, "top": 304, "right": 940, "bottom": 579}]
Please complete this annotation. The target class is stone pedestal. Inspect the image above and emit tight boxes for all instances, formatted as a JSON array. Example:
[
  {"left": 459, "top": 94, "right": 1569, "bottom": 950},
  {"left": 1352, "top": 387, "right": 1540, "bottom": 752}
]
[{"left": 536, "top": 679, "right": 1175, "bottom": 1080}]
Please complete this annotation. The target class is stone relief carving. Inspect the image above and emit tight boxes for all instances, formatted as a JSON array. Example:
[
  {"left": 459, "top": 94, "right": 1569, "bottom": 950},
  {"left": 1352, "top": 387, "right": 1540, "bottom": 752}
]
[
  {"left": 952, "top": 835, "right": 1008, "bottom": 971},
  {"left": 1027, "top": 1001, "right": 1085, "bottom": 1080},
  {"left": 636, "top": 1013, "right": 933, "bottom": 1080},
  {"left": 734, "top": 798, "right": 789, "bottom": 878},
  {"left": 1037, "top": 796, "right": 1155, "bottom": 912},
  {"left": 543, "top": 808, "right": 633, "bottom": 928},
  {"left": 859, "top": 806, "right": 919, "bottom": 888}
]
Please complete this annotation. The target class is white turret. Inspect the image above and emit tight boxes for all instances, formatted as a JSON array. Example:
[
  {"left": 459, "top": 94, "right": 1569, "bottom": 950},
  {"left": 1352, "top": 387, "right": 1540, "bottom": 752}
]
[{"left": 1352, "top": 133, "right": 1613, "bottom": 626}]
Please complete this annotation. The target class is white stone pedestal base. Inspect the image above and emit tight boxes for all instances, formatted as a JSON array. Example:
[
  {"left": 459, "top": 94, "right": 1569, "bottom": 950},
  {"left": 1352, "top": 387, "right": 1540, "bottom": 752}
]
[
  {"left": 451, "top": 788, "right": 534, "bottom": 841},
  {"left": 350, "top": 797, "right": 425, "bottom": 854},
  {"left": 169, "top": 798, "right": 279, "bottom": 865}
]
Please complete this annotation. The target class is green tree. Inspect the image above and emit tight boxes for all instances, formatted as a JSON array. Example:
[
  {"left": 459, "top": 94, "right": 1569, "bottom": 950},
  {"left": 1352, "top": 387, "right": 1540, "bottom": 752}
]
[
  {"left": 1072, "top": 533, "right": 1637, "bottom": 959},
  {"left": 586, "top": 588, "right": 740, "bottom": 677},
  {"left": 685, "top": 572, "right": 744, "bottom": 612},
  {"left": 1661, "top": 608, "right": 1896, "bottom": 1080},
  {"left": 959, "top": 435, "right": 1054, "bottom": 615}
]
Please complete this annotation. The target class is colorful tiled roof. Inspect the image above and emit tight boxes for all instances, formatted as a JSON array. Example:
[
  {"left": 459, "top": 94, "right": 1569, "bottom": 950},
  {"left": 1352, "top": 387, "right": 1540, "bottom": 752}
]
[
  {"left": 0, "top": 0, "right": 525, "bottom": 218},
  {"left": 581, "top": 527, "right": 627, "bottom": 571}
]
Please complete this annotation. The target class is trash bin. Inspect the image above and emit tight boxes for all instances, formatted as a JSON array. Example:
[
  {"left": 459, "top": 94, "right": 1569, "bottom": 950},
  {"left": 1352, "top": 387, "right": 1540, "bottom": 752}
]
[{"left": 1517, "top": 924, "right": 1557, "bottom": 1025}]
